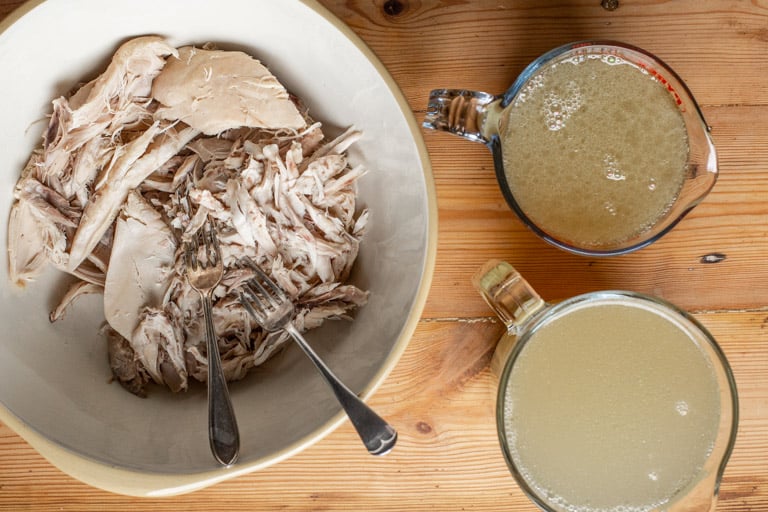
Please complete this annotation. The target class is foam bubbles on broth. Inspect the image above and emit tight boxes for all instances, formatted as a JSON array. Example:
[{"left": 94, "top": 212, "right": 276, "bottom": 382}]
[{"left": 501, "top": 54, "right": 689, "bottom": 249}]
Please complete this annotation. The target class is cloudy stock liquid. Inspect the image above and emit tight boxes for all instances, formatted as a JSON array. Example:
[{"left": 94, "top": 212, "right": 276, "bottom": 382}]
[
  {"left": 502, "top": 299, "right": 721, "bottom": 512},
  {"left": 500, "top": 54, "right": 689, "bottom": 249}
]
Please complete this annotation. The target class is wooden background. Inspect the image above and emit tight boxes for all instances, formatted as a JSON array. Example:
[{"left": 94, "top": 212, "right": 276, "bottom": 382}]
[{"left": 1, "top": 0, "right": 767, "bottom": 510}]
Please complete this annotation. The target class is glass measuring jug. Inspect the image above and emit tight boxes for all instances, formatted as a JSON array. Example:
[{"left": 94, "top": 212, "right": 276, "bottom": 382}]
[
  {"left": 473, "top": 260, "right": 738, "bottom": 512},
  {"left": 424, "top": 41, "right": 718, "bottom": 256}
]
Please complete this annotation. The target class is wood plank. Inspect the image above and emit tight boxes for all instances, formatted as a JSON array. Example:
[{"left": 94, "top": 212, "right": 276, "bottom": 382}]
[{"left": 327, "top": 0, "right": 768, "bottom": 112}]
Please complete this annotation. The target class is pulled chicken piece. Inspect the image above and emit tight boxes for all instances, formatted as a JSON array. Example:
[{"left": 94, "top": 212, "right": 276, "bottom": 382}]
[{"left": 152, "top": 46, "right": 307, "bottom": 136}]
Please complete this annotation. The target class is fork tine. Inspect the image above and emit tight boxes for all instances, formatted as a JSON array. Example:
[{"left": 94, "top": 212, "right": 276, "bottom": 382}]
[
  {"left": 242, "top": 280, "right": 272, "bottom": 311},
  {"left": 238, "top": 287, "right": 267, "bottom": 324},
  {"left": 240, "top": 257, "right": 288, "bottom": 303},
  {"left": 205, "top": 220, "right": 221, "bottom": 265},
  {"left": 183, "top": 241, "right": 191, "bottom": 269},
  {"left": 187, "top": 220, "right": 222, "bottom": 270},
  {"left": 201, "top": 222, "right": 218, "bottom": 267},
  {"left": 247, "top": 275, "right": 276, "bottom": 308},
  {"left": 254, "top": 266, "right": 288, "bottom": 302},
  {"left": 184, "top": 238, "right": 197, "bottom": 271},
  {"left": 208, "top": 223, "right": 221, "bottom": 265}
]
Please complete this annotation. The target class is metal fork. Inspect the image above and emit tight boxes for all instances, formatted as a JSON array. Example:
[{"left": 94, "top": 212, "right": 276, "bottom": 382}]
[
  {"left": 184, "top": 221, "right": 240, "bottom": 466},
  {"left": 237, "top": 259, "right": 397, "bottom": 456}
]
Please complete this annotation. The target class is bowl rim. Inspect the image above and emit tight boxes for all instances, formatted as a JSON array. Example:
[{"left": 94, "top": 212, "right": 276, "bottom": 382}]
[{"left": 0, "top": 0, "right": 438, "bottom": 496}]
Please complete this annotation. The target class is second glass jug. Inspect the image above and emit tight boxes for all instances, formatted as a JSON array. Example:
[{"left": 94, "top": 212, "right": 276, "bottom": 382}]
[{"left": 473, "top": 260, "right": 738, "bottom": 512}]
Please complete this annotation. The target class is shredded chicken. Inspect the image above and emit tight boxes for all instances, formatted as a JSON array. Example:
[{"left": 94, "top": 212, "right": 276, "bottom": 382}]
[{"left": 7, "top": 37, "right": 370, "bottom": 396}]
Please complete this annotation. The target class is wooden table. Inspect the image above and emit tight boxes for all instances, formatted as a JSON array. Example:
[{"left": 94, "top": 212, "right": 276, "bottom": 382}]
[{"left": 1, "top": 1, "right": 766, "bottom": 510}]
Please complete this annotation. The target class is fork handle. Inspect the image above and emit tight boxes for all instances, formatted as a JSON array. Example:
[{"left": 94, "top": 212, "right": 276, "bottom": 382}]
[
  {"left": 204, "top": 293, "right": 240, "bottom": 466},
  {"left": 285, "top": 323, "right": 397, "bottom": 456}
]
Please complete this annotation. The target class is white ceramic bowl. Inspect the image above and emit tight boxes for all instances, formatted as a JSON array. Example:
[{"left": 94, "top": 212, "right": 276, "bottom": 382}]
[{"left": 0, "top": 0, "right": 436, "bottom": 496}]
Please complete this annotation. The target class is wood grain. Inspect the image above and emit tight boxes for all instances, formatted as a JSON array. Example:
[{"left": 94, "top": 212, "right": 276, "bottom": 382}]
[
  {"left": 332, "top": 0, "right": 768, "bottom": 110},
  {"left": 0, "top": 0, "right": 767, "bottom": 510}
]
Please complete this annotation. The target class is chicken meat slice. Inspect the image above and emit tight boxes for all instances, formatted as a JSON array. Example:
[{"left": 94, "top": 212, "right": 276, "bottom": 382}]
[
  {"left": 49, "top": 280, "right": 102, "bottom": 322},
  {"left": 7, "top": 200, "right": 51, "bottom": 286},
  {"left": 103, "top": 191, "right": 177, "bottom": 341},
  {"left": 152, "top": 46, "right": 306, "bottom": 135}
]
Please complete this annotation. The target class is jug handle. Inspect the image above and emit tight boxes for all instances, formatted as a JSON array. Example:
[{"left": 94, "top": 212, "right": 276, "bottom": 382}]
[
  {"left": 423, "top": 89, "right": 500, "bottom": 144},
  {"left": 472, "top": 260, "right": 546, "bottom": 335}
]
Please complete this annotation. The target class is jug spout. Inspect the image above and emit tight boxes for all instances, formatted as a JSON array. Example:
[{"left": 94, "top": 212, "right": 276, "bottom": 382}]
[
  {"left": 423, "top": 89, "right": 499, "bottom": 144},
  {"left": 473, "top": 260, "right": 545, "bottom": 335}
]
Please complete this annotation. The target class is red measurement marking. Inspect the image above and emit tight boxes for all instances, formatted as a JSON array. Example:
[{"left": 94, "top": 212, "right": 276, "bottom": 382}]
[{"left": 637, "top": 62, "right": 685, "bottom": 107}]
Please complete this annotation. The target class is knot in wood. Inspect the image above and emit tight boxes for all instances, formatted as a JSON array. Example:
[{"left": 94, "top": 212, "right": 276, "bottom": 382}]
[
  {"left": 383, "top": 0, "right": 406, "bottom": 17},
  {"left": 416, "top": 421, "right": 433, "bottom": 434}
]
